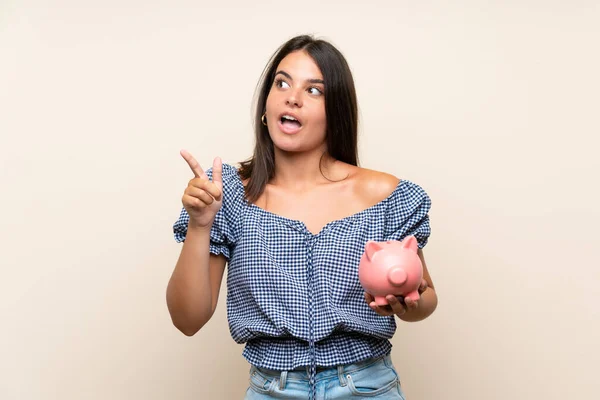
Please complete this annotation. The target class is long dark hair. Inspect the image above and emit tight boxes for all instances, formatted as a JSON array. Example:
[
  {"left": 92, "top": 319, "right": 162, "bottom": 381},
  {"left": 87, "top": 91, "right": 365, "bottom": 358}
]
[{"left": 238, "top": 34, "right": 359, "bottom": 203}]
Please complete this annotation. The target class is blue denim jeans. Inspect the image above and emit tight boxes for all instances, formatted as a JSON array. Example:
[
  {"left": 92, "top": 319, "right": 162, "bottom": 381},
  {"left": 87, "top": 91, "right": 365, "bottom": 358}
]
[{"left": 243, "top": 354, "right": 406, "bottom": 399}]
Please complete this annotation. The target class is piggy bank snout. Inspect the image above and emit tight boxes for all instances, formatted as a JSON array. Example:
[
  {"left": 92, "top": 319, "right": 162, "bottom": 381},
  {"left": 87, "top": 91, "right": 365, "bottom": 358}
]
[{"left": 387, "top": 267, "right": 407, "bottom": 286}]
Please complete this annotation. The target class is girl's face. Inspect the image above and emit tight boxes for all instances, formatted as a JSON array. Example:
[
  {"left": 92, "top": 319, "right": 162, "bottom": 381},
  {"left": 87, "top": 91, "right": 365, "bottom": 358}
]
[{"left": 264, "top": 51, "right": 327, "bottom": 153}]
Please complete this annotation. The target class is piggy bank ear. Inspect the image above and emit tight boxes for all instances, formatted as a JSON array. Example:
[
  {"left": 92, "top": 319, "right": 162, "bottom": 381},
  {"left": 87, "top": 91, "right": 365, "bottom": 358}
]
[
  {"left": 401, "top": 236, "right": 419, "bottom": 253},
  {"left": 365, "top": 241, "right": 384, "bottom": 261}
]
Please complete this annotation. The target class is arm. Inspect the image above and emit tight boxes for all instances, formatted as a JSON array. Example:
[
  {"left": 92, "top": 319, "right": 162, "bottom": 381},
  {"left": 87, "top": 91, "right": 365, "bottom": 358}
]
[
  {"left": 396, "top": 249, "right": 437, "bottom": 322},
  {"left": 166, "top": 225, "right": 227, "bottom": 336}
]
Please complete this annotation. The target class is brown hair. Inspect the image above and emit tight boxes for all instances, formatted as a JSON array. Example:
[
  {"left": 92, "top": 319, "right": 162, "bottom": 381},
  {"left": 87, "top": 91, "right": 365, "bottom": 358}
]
[{"left": 238, "top": 34, "right": 359, "bottom": 203}]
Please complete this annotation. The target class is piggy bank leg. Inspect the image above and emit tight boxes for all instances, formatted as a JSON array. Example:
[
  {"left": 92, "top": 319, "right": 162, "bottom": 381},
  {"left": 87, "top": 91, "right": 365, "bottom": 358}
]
[
  {"left": 404, "top": 291, "right": 421, "bottom": 303},
  {"left": 374, "top": 296, "right": 389, "bottom": 306}
]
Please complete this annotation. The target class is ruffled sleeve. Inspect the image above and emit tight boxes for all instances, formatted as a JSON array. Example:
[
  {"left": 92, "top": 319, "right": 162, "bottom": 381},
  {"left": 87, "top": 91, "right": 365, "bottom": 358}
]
[
  {"left": 384, "top": 180, "right": 432, "bottom": 249},
  {"left": 172, "top": 163, "right": 244, "bottom": 260}
]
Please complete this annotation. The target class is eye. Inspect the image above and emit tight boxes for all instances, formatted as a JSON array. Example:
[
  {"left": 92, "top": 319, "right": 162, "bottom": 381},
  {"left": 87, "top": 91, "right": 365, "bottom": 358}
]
[
  {"left": 308, "top": 87, "right": 323, "bottom": 96},
  {"left": 274, "top": 78, "right": 290, "bottom": 89}
]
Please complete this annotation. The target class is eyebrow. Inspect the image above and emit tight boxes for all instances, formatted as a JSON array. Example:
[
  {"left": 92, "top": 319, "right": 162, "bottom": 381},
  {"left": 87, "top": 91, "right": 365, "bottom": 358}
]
[{"left": 275, "top": 70, "right": 324, "bottom": 85}]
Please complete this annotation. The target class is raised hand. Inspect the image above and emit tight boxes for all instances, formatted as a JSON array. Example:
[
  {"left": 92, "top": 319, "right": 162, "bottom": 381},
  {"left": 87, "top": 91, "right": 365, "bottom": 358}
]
[{"left": 180, "top": 149, "right": 223, "bottom": 229}]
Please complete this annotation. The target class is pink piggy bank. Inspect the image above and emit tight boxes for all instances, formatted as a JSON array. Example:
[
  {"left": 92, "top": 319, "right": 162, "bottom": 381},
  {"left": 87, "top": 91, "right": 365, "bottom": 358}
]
[{"left": 358, "top": 236, "right": 423, "bottom": 306}]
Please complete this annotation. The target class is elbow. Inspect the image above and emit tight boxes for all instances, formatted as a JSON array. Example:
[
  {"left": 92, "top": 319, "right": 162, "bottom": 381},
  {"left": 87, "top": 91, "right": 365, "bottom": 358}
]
[
  {"left": 173, "top": 320, "right": 205, "bottom": 337},
  {"left": 180, "top": 326, "right": 200, "bottom": 337},
  {"left": 166, "top": 293, "right": 216, "bottom": 337},
  {"left": 166, "top": 294, "right": 212, "bottom": 337},
  {"left": 169, "top": 307, "right": 213, "bottom": 336}
]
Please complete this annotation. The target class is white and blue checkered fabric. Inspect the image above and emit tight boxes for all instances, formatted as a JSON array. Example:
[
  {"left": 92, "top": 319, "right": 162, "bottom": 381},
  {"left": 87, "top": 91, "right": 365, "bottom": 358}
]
[{"left": 173, "top": 163, "right": 431, "bottom": 398}]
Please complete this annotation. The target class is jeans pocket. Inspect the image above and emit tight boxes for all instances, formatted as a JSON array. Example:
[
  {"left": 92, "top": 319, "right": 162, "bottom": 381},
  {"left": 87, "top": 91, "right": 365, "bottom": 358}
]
[
  {"left": 345, "top": 362, "right": 399, "bottom": 397},
  {"left": 249, "top": 368, "right": 278, "bottom": 395}
]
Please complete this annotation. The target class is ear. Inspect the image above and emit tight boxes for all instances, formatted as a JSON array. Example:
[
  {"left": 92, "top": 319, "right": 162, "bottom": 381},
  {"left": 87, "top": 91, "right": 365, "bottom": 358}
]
[
  {"left": 401, "top": 236, "right": 419, "bottom": 253},
  {"left": 365, "top": 241, "right": 384, "bottom": 261}
]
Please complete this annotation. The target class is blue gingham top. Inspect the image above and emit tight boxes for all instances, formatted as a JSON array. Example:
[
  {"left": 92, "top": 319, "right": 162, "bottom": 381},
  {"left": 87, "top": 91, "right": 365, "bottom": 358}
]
[{"left": 173, "top": 163, "right": 431, "bottom": 376}]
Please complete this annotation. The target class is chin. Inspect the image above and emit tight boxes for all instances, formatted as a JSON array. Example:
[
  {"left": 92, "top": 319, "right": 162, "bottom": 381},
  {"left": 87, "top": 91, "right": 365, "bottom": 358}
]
[
  {"left": 273, "top": 139, "right": 324, "bottom": 155},
  {"left": 272, "top": 140, "right": 306, "bottom": 153},
  {"left": 269, "top": 127, "right": 326, "bottom": 153}
]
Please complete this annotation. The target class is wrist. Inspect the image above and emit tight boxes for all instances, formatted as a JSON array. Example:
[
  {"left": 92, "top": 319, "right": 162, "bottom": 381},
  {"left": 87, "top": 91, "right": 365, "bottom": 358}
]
[{"left": 187, "top": 221, "right": 213, "bottom": 234}]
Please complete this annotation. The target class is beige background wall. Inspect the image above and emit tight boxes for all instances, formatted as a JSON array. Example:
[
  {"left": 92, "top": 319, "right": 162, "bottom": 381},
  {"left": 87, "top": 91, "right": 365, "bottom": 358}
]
[{"left": 1, "top": 1, "right": 598, "bottom": 399}]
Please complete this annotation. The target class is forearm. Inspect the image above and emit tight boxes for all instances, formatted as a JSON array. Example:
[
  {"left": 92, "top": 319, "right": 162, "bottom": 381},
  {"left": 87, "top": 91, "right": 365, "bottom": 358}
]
[
  {"left": 398, "top": 287, "right": 438, "bottom": 322},
  {"left": 166, "top": 225, "right": 214, "bottom": 335}
]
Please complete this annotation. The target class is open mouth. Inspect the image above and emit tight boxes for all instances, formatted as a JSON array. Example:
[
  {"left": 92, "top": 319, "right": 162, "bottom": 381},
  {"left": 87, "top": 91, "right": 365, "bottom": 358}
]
[
  {"left": 278, "top": 114, "right": 303, "bottom": 134},
  {"left": 280, "top": 115, "right": 302, "bottom": 128}
]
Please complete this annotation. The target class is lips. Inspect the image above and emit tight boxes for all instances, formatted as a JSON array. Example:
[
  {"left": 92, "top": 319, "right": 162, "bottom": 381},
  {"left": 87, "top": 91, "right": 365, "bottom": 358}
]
[{"left": 277, "top": 112, "right": 303, "bottom": 135}]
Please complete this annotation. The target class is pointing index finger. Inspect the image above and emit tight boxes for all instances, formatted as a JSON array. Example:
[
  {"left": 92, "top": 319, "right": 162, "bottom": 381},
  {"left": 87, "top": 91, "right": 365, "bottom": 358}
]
[{"left": 180, "top": 149, "right": 208, "bottom": 179}]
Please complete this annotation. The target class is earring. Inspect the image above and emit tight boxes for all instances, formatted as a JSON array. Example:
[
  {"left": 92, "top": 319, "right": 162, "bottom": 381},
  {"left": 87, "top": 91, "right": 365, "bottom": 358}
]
[{"left": 261, "top": 113, "right": 268, "bottom": 126}]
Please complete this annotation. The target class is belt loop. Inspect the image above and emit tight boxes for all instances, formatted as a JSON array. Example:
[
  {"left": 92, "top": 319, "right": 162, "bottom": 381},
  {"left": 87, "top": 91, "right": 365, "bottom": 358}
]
[
  {"left": 337, "top": 365, "right": 347, "bottom": 387},
  {"left": 279, "top": 370, "right": 288, "bottom": 390}
]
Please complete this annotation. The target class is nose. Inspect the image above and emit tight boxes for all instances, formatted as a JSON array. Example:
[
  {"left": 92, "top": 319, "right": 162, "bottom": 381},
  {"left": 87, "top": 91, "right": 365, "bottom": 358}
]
[{"left": 285, "top": 89, "right": 303, "bottom": 108}]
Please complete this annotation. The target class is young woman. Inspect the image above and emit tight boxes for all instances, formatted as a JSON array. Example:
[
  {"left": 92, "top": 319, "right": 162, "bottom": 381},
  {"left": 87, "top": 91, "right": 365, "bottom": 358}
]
[{"left": 167, "top": 34, "right": 438, "bottom": 400}]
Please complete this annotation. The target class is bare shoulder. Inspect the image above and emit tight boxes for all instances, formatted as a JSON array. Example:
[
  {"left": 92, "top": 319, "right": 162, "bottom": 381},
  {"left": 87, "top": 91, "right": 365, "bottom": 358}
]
[{"left": 343, "top": 164, "right": 401, "bottom": 204}]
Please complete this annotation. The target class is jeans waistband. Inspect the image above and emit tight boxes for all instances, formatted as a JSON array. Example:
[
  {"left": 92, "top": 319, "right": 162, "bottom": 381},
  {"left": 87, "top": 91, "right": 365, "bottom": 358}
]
[{"left": 251, "top": 353, "right": 391, "bottom": 383}]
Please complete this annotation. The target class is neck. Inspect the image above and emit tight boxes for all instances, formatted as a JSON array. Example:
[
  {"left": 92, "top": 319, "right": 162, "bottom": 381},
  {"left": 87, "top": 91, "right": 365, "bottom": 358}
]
[{"left": 271, "top": 146, "right": 337, "bottom": 190}]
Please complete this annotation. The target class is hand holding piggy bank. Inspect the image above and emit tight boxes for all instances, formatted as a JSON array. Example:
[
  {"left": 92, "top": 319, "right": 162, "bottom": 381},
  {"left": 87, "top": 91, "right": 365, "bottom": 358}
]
[{"left": 358, "top": 236, "right": 423, "bottom": 306}]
